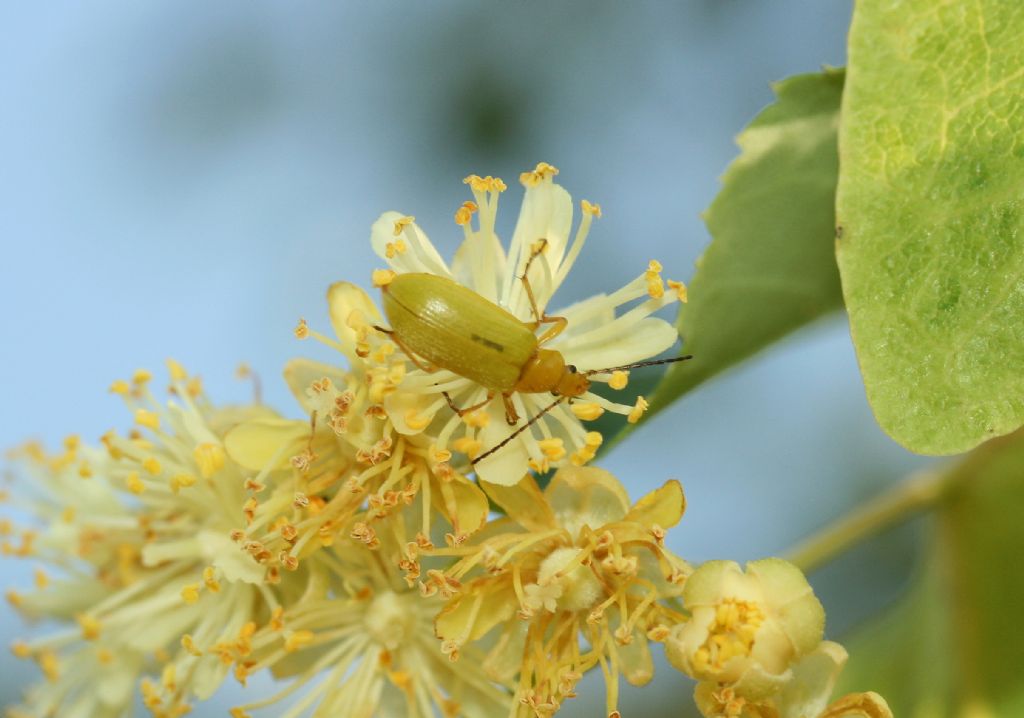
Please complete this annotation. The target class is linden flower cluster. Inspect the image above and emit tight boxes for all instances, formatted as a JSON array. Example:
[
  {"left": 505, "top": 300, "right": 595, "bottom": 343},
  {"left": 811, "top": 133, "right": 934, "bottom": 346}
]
[{"left": 2, "top": 164, "right": 891, "bottom": 718}]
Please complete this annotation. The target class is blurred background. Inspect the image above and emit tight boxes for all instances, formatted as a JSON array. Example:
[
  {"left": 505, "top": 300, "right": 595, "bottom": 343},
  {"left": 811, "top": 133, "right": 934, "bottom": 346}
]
[{"left": 0, "top": 1, "right": 931, "bottom": 715}]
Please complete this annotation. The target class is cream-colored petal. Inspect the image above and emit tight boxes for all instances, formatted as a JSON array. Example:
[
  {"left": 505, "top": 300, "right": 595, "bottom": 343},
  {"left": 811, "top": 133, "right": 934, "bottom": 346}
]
[
  {"left": 326, "top": 281, "right": 382, "bottom": 363},
  {"left": 481, "top": 474, "right": 556, "bottom": 531},
  {"left": 616, "top": 624, "right": 655, "bottom": 687},
  {"left": 473, "top": 401, "right": 534, "bottom": 486},
  {"left": 554, "top": 292, "right": 616, "bottom": 334},
  {"left": 435, "top": 578, "right": 518, "bottom": 643},
  {"left": 503, "top": 181, "right": 573, "bottom": 316},
  {"left": 778, "top": 641, "right": 848, "bottom": 718},
  {"left": 545, "top": 465, "right": 631, "bottom": 535},
  {"left": 383, "top": 390, "right": 443, "bottom": 436},
  {"left": 682, "top": 561, "right": 745, "bottom": 607},
  {"left": 283, "top": 357, "right": 350, "bottom": 415},
  {"left": 451, "top": 230, "right": 507, "bottom": 303},
  {"left": 748, "top": 558, "right": 825, "bottom": 655},
  {"left": 665, "top": 609, "right": 714, "bottom": 678},
  {"left": 432, "top": 473, "right": 489, "bottom": 539},
  {"left": 201, "top": 530, "right": 264, "bottom": 584},
  {"left": 731, "top": 661, "right": 794, "bottom": 702},
  {"left": 624, "top": 479, "right": 686, "bottom": 529},
  {"left": 224, "top": 418, "right": 310, "bottom": 471},
  {"left": 371, "top": 211, "right": 452, "bottom": 277},
  {"left": 558, "top": 316, "right": 680, "bottom": 371},
  {"left": 483, "top": 620, "right": 529, "bottom": 683},
  {"left": 818, "top": 692, "right": 893, "bottom": 718}
]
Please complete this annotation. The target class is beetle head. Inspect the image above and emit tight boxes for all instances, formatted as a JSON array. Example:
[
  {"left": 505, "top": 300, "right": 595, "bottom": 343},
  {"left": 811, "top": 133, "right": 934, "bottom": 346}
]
[{"left": 554, "top": 363, "right": 590, "bottom": 398}]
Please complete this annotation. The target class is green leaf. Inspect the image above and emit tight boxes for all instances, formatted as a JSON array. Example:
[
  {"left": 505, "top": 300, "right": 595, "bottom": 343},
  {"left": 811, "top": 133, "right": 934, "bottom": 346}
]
[
  {"left": 838, "top": 429, "right": 1024, "bottom": 716},
  {"left": 643, "top": 69, "right": 846, "bottom": 423},
  {"left": 836, "top": 2, "right": 1024, "bottom": 455}
]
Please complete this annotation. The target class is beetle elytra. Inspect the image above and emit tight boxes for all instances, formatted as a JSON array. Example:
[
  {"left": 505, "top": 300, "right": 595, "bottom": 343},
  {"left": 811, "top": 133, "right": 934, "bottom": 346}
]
[{"left": 375, "top": 241, "right": 691, "bottom": 463}]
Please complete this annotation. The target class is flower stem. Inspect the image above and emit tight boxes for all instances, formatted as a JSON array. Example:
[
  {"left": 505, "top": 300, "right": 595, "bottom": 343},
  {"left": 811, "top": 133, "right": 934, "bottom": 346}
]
[{"left": 787, "top": 467, "right": 950, "bottom": 573}]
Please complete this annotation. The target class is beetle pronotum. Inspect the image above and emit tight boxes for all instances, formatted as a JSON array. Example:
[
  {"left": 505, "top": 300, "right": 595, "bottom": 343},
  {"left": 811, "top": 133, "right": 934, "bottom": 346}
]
[{"left": 375, "top": 241, "right": 691, "bottom": 464}]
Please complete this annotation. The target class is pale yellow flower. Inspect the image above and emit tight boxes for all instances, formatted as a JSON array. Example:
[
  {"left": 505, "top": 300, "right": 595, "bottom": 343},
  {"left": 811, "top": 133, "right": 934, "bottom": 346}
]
[
  {"left": 692, "top": 642, "right": 893, "bottom": 718},
  {"left": 340, "top": 163, "right": 685, "bottom": 486},
  {"left": 224, "top": 284, "right": 491, "bottom": 569},
  {"left": 431, "top": 466, "right": 691, "bottom": 717},
  {"left": 4, "top": 364, "right": 271, "bottom": 718},
  {"left": 227, "top": 518, "right": 508, "bottom": 718},
  {"left": 666, "top": 558, "right": 825, "bottom": 700}
]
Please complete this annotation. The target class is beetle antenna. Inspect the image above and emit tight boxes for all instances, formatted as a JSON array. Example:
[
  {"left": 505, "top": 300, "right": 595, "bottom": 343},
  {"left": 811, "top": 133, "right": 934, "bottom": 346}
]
[
  {"left": 583, "top": 354, "right": 694, "bottom": 377},
  {"left": 470, "top": 395, "right": 567, "bottom": 467}
]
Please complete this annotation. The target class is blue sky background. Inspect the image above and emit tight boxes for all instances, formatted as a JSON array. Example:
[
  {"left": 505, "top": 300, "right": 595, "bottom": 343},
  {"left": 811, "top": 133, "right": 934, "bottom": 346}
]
[{"left": 0, "top": 2, "right": 931, "bottom": 715}]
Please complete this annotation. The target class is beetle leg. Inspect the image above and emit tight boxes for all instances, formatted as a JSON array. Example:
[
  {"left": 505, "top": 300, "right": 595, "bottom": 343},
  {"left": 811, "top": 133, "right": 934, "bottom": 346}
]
[
  {"left": 442, "top": 390, "right": 494, "bottom": 417},
  {"left": 501, "top": 393, "right": 520, "bottom": 425},
  {"left": 520, "top": 239, "right": 569, "bottom": 346},
  {"left": 378, "top": 326, "right": 439, "bottom": 373}
]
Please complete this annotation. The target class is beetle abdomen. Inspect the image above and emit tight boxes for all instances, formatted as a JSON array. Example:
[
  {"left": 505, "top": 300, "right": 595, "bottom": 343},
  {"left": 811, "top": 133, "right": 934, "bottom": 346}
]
[{"left": 383, "top": 273, "right": 537, "bottom": 392}]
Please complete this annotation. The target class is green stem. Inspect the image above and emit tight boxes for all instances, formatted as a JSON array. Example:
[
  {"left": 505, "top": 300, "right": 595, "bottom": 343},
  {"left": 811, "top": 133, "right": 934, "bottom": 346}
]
[{"left": 787, "top": 467, "right": 949, "bottom": 573}]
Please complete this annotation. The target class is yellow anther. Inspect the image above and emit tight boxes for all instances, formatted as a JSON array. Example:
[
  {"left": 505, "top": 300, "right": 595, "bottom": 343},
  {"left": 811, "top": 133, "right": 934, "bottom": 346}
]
[
  {"left": 571, "top": 402, "right": 604, "bottom": 421},
  {"left": 451, "top": 437, "right": 483, "bottom": 458},
  {"left": 194, "top": 442, "right": 225, "bottom": 478},
  {"left": 463, "top": 410, "right": 490, "bottom": 428},
  {"left": 372, "top": 268, "right": 397, "bottom": 287},
  {"left": 203, "top": 566, "right": 221, "bottom": 593},
  {"left": 235, "top": 362, "right": 252, "bottom": 379},
  {"left": 392, "top": 215, "right": 416, "bottom": 236},
  {"left": 33, "top": 569, "right": 48, "bottom": 590},
  {"left": 63, "top": 435, "right": 80, "bottom": 452},
  {"left": 39, "top": 651, "right": 59, "bottom": 682},
  {"left": 668, "top": 279, "right": 688, "bottom": 302},
  {"left": 161, "top": 663, "right": 176, "bottom": 690},
  {"left": 463, "top": 175, "right": 507, "bottom": 193},
  {"left": 166, "top": 358, "right": 188, "bottom": 381},
  {"left": 581, "top": 199, "right": 603, "bottom": 217},
  {"left": 77, "top": 461, "right": 93, "bottom": 479},
  {"left": 284, "top": 630, "right": 315, "bottom": 653},
  {"left": 5, "top": 590, "right": 22, "bottom": 608},
  {"left": 433, "top": 447, "right": 453, "bottom": 463},
  {"left": 627, "top": 396, "right": 649, "bottom": 424},
  {"left": 279, "top": 522, "right": 298, "bottom": 542},
  {"left": 609, "top": 371, "right": 629, "bottom": 390},
  {"left": 181, "top": 583, "right": 200, "bottom": 604},
  {"left": 60, "top": 508, "right": 75, "bottom": 523},
  {"left": 270, "top": 606, "right": 285, "bottom": 631},
  {"left": 11, "top": 641, "right": 31, "bottom": 659},
  {"left": 127, "top": 472, "right": 144, "bottom": 494},
  {"left": 404, "top": 409, "right": 432, "bottom": 432},
  {"left": 77, "top": 614, "right": 102, "bottom": 641},
  {"left": 520, "top": 162, "right": 560, "bottom": 187},
  {"left": 186, "top": 376, "right": 204, "bottom": 397},
  {"left": 585, "top": 432, "right": 603, "bottom": 449},
  {"left": 454, "top": 201, "right": 478, "bottom": 226},
  {"left": 132, "top": 369, "right": 153, "bottom": 386},
  {"left": 294, "top": 318, "right": 310, "bottom": 339},
  {"left": 648, "top": 260, "right": 663, "bottom": 273},
  {"left": 385, "top": 239, "right": 408, "bottom": 258},
  {"left": 538, "top": 438, "right": 567, "bottom": 461},
  {"left": 135, "top": 409, "right": 160, "bottom": 430},
  {"left": 170, "top": 473, "right": 197, "bottom": 493},
  {"left": 96, "top": 648, "right": 115, "bottom": 665},
  {"left": 647, "top": 275, "right": 665, "bottom": 299},
  {"left": 142, "top": 456, "right": 162, "bottom": 475},
  {"left": 181, "top": 634, "right": 203, "bottom": 657},
  {"left": 388, "top": 362, "right": 406, "bottom": 385}
]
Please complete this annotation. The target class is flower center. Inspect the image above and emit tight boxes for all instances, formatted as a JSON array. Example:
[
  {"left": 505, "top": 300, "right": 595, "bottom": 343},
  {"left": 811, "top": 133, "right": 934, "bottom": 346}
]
[
  {"left": 536, "top": 547, "right": 602, "bottom": 612},
  {"left": 694, "top": 598, "right": 766, "bottom": 671},
  {"left": 363, "top": 591, "right": 417, "bottom": 650}
]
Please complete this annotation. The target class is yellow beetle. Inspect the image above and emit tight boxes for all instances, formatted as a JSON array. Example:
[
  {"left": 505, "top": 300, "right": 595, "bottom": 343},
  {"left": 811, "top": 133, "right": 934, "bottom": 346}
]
[{"left": 375, "top": 242, "right": 690, "bottom": 462}]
